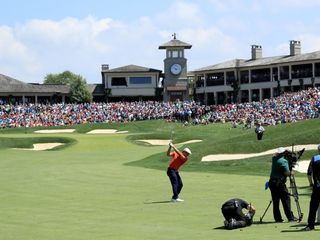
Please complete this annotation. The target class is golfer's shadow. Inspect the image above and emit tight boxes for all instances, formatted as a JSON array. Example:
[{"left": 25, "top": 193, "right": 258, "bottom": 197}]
[
  {"left": 281, "top": 223, "right": 320, "bottom": 232},
  {"left": 281, "top": 229, "right": 320, "bottom": 232},
  {"left": 144, "top": 200, "right": 172, "bottom": 204}
]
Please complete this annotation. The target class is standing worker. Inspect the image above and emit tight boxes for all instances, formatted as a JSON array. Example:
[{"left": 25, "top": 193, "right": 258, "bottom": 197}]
[
  {"left": 307, "top": 145, "right": 320, "bottom": 225},
  {"left": 302, "top": 144, "right": 320, "bottom": 231},
  {"left": 221, "top": 198, "right": 256, "bottom": 230},
  {"left": 166, "top": 142, "right": 191, "bottom": 202},
  {"left": 255, "top": 122, "right": 265, "bottom": 140},
  {"left": 268, "top": 147, "right": 295, "bottom": 222}
]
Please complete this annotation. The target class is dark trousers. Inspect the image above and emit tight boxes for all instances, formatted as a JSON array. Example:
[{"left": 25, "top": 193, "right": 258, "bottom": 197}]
[
  {"left": 257, "top": 132, "right": 263, "bottom": 140},
  {"left": 269, "top": 179, "right": 294, "bottom": 221},
  {"left": 167, "top": 168, "right": 183, "bottom": 199},
  {"left": 307, "top": 187, "right": 320, "bottom": 228},
  {"left": 221, "top": 205, "right": 247, "bottom": 228}
]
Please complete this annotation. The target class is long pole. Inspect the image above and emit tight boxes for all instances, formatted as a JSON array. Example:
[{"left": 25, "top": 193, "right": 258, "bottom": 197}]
[
  {"left": 289, "top": 175, "right": 303, "bottom": 222},
  {"left": 260, "top": 200, "right": 272, "bottom": 223}
]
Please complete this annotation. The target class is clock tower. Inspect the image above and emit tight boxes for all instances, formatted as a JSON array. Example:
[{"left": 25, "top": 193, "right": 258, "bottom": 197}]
[{"left": 159, "top": 34, "right": 192, "bottom": 102}]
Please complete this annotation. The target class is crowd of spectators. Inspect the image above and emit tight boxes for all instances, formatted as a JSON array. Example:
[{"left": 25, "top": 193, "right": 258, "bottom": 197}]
[{"left": 0, "top": 88, "right": 319, "bottom": 129}]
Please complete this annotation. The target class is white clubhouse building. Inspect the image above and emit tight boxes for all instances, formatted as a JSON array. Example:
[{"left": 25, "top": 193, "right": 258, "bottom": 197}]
[{"left": 194, "top": 40, "right": 320, "bottom": 104}]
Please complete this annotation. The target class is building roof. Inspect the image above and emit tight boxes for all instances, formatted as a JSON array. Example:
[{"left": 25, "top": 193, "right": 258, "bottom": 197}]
[
  {"left": 0, "top": 73, "right": 28, "bottom": 86},
  {"left": 87, "top": 84, "right": 105, "bottom": 95},
  {"left": 194, "top": 50, "right": 320, "bottom": 72},
  {"left": 102, "top": 64, "right": 162, "bottom": 73},
  {"left": 0, "top": 73, "right": 69, "bottom": 93},
  {"left": 32, "top": 84, "right": 70, "bottom": 94},
  {"left": 194, "top": 59, "right": 245, "bottom": 72},
  {"left": 159, "top": 39, "right": 192, "bottom": 49}
]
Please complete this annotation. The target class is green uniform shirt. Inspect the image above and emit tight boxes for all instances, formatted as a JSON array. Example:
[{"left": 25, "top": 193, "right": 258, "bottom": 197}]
[{"left": 270, "top": 156, "right": 290, "bottom": 179}]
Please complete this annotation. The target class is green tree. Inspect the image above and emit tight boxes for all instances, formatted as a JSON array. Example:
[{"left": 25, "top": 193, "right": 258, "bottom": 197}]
[
  {"left": 69, "top": 75, "right": 92, "bottom": 103},
  {"left": 44, "top": 71, "right": 92, "bottom": 103},
  {"left": 44, "top": 71, "right": 74, "bottom": 84}
]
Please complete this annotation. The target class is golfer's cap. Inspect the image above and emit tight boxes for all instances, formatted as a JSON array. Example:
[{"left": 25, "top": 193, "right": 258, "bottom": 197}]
[
  {"left": 183, "top": 148, "right": 192, "bottom": 155},
  {"left": 277, "top": 147, "right": 286, "bottom": 154}
]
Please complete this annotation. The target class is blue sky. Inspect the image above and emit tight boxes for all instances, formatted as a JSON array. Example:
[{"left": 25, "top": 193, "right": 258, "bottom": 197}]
[{"left": 1, "top": 0, "right": 320, "bottom": 83}]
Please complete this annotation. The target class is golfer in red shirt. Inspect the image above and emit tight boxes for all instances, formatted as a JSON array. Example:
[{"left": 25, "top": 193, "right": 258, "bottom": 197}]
[{"left": 167, "top": 142, "right": 192, "bottom": 202}]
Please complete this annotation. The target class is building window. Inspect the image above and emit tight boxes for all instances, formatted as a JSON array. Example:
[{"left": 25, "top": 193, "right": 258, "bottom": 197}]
[
  {"left": 262, "top": 88, "right": 271, "bottom": 99},
  {"left": 241, "top": 90, "right": 249, "bottom": 102},
  {"left": 206, "top": 72, "right": 224, "bottom": 86},
  {"left": 272, "top": 67, "right": 278, "bottom": 81},
  {"left": 251, "top": 89, "right": 260, "bottom": 102},
  {"left": 280, "top": 66, "right": 289, "bottom": 80},
  {"left": 217, "top": 92, "right": 226, "bottom": 104},
  {"left": 251, "top": 68, "right": 271, "bottom": 83},
  {"left": 207, "top": 92, "right": 215, "bottom": 105},
  {"left": 291, "top": 63, "right": 312, "bottom": 79},
  {"left": 196, "top": 75, "right": 205, "bottom": 87},
  {"left": 172, "top": 50, "right": 179, "bottom": 58},
  {"left": 111, "top": 77, "right": 127, "bottom": 86},
  {"left": 129, "top": 77, "right": 152, "bottom": 84},
  {"left": 240, "top": 70, "right": 249, "bottom": 84},
  {"left": 315, "top": 62, "right": 320, "bottom": 77},
  {"left": 168, "top": 50, "right": 183, "bottom": 58},
  {"left": 226, "top": 71, "right": 236, "bottom": 85}
]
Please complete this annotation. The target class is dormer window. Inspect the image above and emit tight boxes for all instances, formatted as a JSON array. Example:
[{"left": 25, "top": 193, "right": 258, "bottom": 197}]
[
  {"left": 167, "top": 50, "right": 183, "bottom": 58},
  {"left": 172, "top": 50, "right": 179, "bottom": 58}
]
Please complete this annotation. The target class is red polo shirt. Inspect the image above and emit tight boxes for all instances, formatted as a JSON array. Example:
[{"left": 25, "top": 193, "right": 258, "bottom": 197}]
[{"left": 169, "top": 152, "right": 188, "bottom": 171}]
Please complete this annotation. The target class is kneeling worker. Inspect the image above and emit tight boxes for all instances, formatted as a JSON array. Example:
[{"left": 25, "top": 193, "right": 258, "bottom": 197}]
[{"left": 221, "top": 198, "right": 256, "bottom": 230}]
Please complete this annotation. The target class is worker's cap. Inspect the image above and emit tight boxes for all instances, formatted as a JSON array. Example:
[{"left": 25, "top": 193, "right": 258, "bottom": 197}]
[
  {"left": 277, "top": 147, "right": 286, "bottom": 154},
  {"left": 183, "top": 148, "right": 192, "bottom": 155}
]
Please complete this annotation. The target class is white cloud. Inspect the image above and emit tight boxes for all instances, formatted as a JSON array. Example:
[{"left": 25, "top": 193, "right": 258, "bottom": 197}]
[
  {"left": 207, "top": 0, "right": 243, "bottom": 11},
  {"left": 0, "top": 16, "right": 120, "bottom": 82},
  {"left": 155, "top": 1, "right": 204, "bottom": 28},
  {"left": 274, "top": 42, "right": 291, "bottom": 56},
  {"left": 274, "top": 0, "right": 320, "bottom": 7},
  {"left": 1, "top": 0, "right": 320, "bottom": 84},
  {"left": 0, "top": 26, "right": 40, "bottom": 78},
  {"left": 296, "top": 34, "right": 320, "bottom": 53},
  {"left": 209, "top": 0, "right": 320, "bottom": 12},
  {"left": 16, "top": 16, "right": 113, "bottom": 52}
]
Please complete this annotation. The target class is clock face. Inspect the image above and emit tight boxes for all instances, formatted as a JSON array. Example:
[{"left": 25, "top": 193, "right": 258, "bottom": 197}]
[{"left": 170, "top": 63, "right": 182, "bottom": 75}]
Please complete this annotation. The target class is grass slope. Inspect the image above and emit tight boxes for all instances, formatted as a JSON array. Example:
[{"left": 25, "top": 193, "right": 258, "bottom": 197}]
[{"left": 127, "top": 119, "right": 320, "bottom": 176}]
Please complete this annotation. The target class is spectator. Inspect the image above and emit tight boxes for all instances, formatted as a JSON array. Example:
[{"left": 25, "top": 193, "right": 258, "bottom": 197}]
[{"left": 0, "top": 88, "right": 319, "bottom": 129}]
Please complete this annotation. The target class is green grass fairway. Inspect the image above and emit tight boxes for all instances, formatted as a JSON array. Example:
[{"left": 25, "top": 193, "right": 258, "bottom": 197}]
[{"left": 0, "top": 119, "right": 319, "bottom": 239}]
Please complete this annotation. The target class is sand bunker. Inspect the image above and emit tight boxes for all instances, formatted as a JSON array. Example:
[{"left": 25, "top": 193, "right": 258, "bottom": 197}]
[
  {"left": 15, "top": 143, "right": 64, "bottom": 151},
  {"left": 86, "top": 129, "right": 128, "bottom": 134},
  {"left": 293, "top": 160, "right": 310, "bottom": 173},
  {"left": 35, "top": 129, "right": 75, "bottom": 133},
  {"left": 201, "top": 144, "right": 319, "bottom": 162},
  {"left": 138, "top": 139, "right": 202, "bottom": 146}
]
